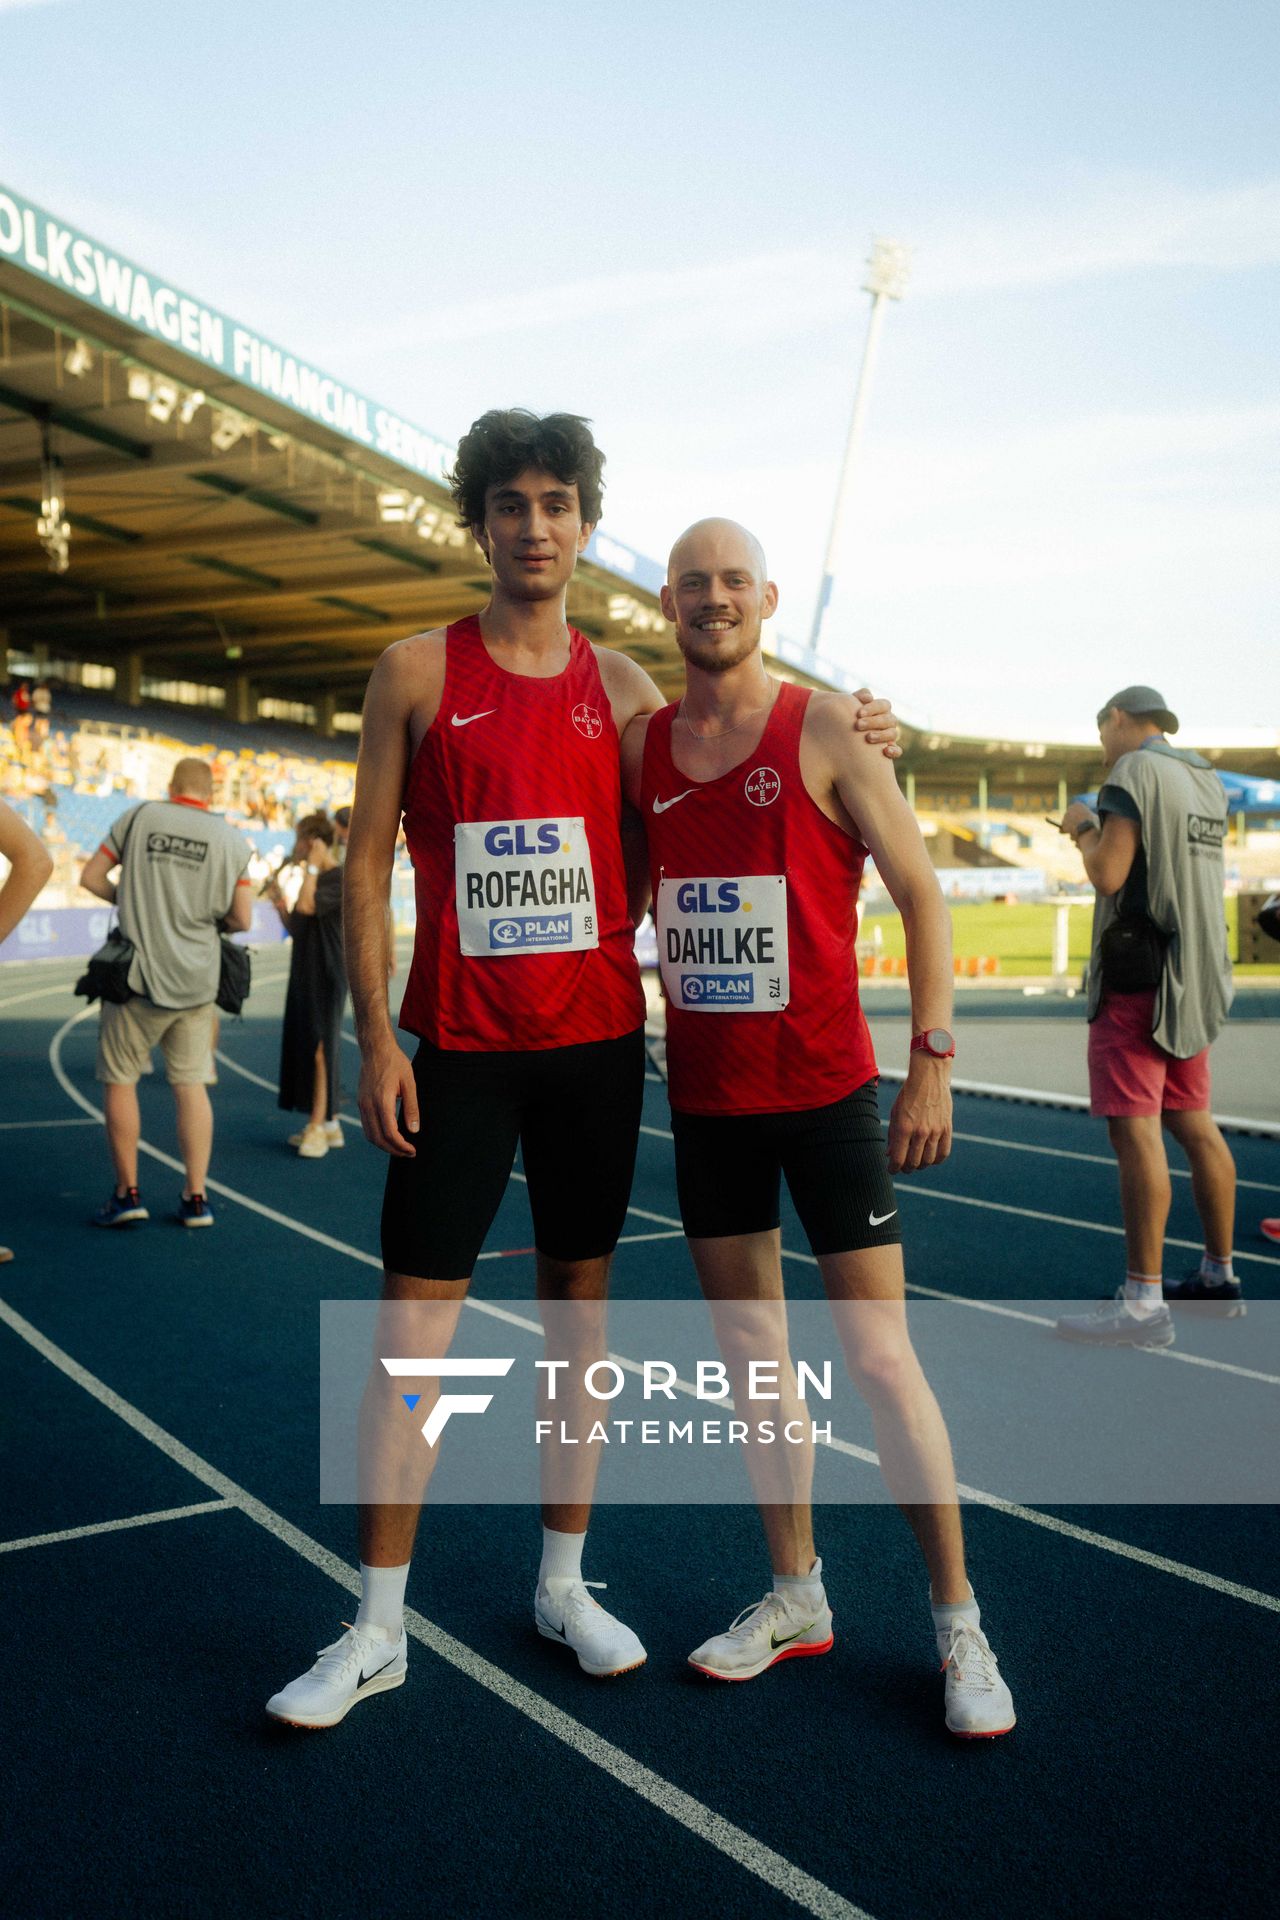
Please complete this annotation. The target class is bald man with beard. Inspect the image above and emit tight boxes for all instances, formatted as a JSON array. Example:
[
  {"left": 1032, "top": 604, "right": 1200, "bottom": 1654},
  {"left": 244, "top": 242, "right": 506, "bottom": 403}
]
[{"left": 620, "top": 519, "right": 1016, "bottom": 1738}]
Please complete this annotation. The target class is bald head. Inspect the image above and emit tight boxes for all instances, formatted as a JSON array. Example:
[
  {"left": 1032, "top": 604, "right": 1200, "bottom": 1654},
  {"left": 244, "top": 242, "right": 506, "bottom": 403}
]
[
  {"left": 661, "top": 518, "right": 778, "bottom": 677},
  {"left": 667, "top": 518, "right": 768, "bottom": 587},
  {"left": 170, "top": 757, "right": 213, "bottom": 801}
]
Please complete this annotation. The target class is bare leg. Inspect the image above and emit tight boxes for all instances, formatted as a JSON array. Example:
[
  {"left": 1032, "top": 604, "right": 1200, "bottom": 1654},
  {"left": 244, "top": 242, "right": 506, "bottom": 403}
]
[
  {"left": 358, "top": 1272, "right": 469, "bottom": 1567},
  {"left": 537, "top": 1251, "right": 613, "bottom": 1535},
  {"left": 1107, "top": 1114, "right": 1171, "bottom": 1273},
  {"left": 310, "top": 1043, "right": 328, "bottom": 1128},
  {"left": 172, "top": 1083, "right": 213, "bottom": 1196},
  {"left": 687, "top": 1230, "right": 816, "bottom": 1578},
  {"left": 821, "top": 1244, "right": 968, "bottom": 1605},
  {"left": 1162, "top": 1109, "right": 1236, "bottom": 1260},
  {"left": 102, "top": 1081, "right": 140, "bottom": 1190}
]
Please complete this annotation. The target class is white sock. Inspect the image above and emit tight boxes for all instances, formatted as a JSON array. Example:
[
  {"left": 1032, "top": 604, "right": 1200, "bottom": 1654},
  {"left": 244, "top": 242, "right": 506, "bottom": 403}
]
[
  {"left": 355, "top": 1561, "right": 409, "bottom": 1635},
  {"left": 931, "top": 1583, "right": 981, "bottom": 1662},
  {"left": 773, "top": 1556, "right": 825, "bottom": 1607},
  {"left": 1123, "top": 1272, "right": 1164, "bottom": 1317},
  {"left": 539, "top": 1526, "right": 585, "bottom": 1588},
  {"left": 1199, "top": 1253, "right": 1234, "bottom": 1285}
]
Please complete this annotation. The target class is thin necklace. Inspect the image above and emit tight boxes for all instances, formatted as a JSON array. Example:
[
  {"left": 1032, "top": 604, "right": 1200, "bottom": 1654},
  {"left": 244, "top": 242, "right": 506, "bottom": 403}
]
[{"left": 677, "top": 684, "right": 776, "bottom": 742}]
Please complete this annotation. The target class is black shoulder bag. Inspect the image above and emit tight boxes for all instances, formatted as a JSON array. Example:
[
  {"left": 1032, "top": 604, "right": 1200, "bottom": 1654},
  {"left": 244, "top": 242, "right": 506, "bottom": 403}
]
[
  {"left": 74, "top": 808, "right": 144, "bottom": 1004},
  {"left": 1098, "top": 862, "right": 1168, "bottom": 994}
]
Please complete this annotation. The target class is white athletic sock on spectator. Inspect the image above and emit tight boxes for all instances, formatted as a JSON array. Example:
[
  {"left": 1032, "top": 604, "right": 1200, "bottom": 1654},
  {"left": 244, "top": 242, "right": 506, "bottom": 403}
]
[
  {"left": 539, "top": 1526, "right": 585, "bottom": 1588},
  {"left": 1123, "top": 1272, "right": 1164, "bottom": 1316},
  {"left": 1199, "top": 1253, "right": 1234, "bottom": 1286},
  {"left": 355, "top": 1561, "right": 409, "bottom": 1633},
  {"left": 773, "top": 1558, "right": 825, "bottom": 1608},
  {"left": 931, "top": 1583, "right": 981, "bottom": 1662}
]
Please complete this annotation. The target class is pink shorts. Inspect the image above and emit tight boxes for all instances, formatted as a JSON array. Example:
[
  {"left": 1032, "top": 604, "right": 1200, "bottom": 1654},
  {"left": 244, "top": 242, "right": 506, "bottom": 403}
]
[{"left": 1087, "top": 990, "right": 1211, "bottom": 1118}]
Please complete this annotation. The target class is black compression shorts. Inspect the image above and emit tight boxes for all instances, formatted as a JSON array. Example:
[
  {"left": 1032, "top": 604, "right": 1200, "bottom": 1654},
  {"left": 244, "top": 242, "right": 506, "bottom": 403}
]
[
  {"left": 380, "top": 1027, "right": 645, "bottom": 1280},
  {"left": 670, "top": 1079, "right": 902, "bottom": 1255}
]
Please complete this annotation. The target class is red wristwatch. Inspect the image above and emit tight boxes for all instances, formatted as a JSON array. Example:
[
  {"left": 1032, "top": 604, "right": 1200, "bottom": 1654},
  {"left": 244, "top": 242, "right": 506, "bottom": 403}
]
[{"left": 910, "top": 1028, "right": 955, "bottom": 1060}]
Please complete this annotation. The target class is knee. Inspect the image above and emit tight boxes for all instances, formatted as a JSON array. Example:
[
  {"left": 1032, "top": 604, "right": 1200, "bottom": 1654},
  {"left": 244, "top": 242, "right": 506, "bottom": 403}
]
[{"left": 845, "top": 1338, "right": 918, "bottom": 1404}]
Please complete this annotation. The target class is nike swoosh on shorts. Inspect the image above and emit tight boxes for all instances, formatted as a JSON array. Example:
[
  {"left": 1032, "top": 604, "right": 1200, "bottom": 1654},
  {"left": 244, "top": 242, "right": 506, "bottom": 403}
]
[
  {"left": 869, "top": 1209, "right": 897, "bottom": 1226},
  {"left": 451, "top": 709, "right": 497, "bottom": 727},
  {"left": 652, "top": 790, "right": 698, "bottom": 813}
]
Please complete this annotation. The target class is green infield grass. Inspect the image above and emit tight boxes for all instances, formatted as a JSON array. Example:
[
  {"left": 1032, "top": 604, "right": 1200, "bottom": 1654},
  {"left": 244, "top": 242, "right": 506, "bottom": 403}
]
[{"left": 859, "top": 896, "right": 1279, "bottom": 977}]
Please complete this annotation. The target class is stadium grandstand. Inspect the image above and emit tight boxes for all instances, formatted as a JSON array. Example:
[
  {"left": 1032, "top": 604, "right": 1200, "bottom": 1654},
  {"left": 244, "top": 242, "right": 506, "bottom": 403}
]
[{"left": 2, "top": 180, "right": 1277, "bottom": 968}]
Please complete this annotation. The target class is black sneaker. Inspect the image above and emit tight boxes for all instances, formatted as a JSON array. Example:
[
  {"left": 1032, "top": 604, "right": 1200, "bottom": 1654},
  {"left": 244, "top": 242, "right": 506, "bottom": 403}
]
[
  {"left": 1164, "top": 1271, "right": 1246, "bottom": 1318},
  {"left": 178, "top": 1192, "right": 215, "bottom": 1229},
  {"left": 94, "top": 1187, "right": 149, "bottom": 1228}
]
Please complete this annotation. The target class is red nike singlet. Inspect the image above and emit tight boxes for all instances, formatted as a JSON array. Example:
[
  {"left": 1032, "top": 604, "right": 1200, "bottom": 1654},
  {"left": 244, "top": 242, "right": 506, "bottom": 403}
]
[
  {"left": 640, "top": 682, "right": 877, "bottom": 1115},
  {"left": 399, "top": 616, "right": 645, "bottom": 1051}
]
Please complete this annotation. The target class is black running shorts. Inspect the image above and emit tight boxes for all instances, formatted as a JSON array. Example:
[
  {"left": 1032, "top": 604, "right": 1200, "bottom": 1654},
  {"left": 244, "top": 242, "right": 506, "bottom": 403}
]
[
  {"left": 670, "top": 1079, "right": 902, "bottom": 1255},
  {"left": 380, "top": 1027, "right": 645, "bottom": 1280}
]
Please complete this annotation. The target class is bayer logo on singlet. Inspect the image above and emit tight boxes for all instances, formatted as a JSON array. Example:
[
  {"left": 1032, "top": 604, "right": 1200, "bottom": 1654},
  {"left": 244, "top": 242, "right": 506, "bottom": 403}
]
[
  {"left": 744, "top": 766, "right": 781, "bottom": 806},
  {"left": 572, "top": 703, "right": 603, "bottom": 740}
]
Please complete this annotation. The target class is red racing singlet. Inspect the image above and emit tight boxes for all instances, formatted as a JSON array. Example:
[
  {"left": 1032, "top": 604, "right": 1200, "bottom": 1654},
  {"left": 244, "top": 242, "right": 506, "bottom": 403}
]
[
  {"left": 399, "top": 616, "right": 645, "bottom": 1051},
  {"left": 640, "top": 682, "right": 877, "bottom": 1114}
]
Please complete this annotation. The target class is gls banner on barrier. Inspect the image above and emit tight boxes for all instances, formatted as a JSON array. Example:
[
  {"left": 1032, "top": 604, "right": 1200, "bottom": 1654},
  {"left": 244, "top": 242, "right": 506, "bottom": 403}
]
[{"left": 0, "top": 185, "right": 663, "bottom": 593}]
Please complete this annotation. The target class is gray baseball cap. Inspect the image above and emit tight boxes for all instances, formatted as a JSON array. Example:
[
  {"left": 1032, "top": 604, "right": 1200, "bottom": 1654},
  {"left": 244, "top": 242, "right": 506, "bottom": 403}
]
[{"left": 1097, "top": 685, "right": 1179, "bottom": 734}]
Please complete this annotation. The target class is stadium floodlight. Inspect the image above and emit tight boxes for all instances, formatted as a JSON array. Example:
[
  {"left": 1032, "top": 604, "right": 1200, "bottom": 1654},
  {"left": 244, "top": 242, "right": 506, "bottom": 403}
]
[
  {"left": 63, "top": 337, "right": 93, "bottom": 379},
  {"left": 126, "top": 367, "right": 152, "bottom": 402},
  {"left": 210, "top": 409, "right": 247, "bottom": 452},
  {"left": 147, "top": 381, "right": 178, "bottom": 424},
  {"left": 806, "top": 234, "right": 911, "bottom": 671},
  {"left": 178, "top": 388, "right": 206, "bottom": 426}
]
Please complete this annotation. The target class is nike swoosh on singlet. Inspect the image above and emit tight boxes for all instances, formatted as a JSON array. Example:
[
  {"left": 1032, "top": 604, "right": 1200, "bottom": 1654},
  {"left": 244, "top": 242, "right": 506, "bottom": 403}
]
[
  {"left": 652, "top": 790, "right": 698, "bottom": 813},
  {"left": 451, "top": 709, "right": 497, "bottom": 727},
  {"left": 869, "top": 1208, "right": 898, "bottom": 1226}
]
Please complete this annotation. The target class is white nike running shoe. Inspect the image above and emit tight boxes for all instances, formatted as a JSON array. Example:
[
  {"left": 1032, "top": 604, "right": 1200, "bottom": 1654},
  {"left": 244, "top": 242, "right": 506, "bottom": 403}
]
[
  {"left": 265, "top": 1621, "right": 407, "bottom": 1729},
  {"left": 688, "top": 1583, "right": 834, "bottom": 1682},
  {"left": 288, "top": 1120, "right": 344, "bottom": 1149},
  {"left": 534, "top": 1578, "right": 647, "bottom": 1677},
  {"left": 941, "top": 1619, "right": 1016, "bottom": 1738}
]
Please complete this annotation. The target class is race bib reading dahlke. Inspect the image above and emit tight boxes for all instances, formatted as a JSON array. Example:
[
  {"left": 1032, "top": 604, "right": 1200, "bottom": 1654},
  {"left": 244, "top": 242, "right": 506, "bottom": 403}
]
[
  {"left": 657, "top": 875, "right": 790, "bottom": 1012},
  {"left": 455, "top": 818, "right": 599, "bottom": 957}
]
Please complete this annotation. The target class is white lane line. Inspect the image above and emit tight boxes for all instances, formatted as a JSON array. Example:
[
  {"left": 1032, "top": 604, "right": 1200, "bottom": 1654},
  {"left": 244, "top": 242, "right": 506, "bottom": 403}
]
[
  {"left": 52, "top": 1011, "right": 1280, "bottom": 1597},
  {"left": 0, "top": 1499, "right": 233, "bottom": 1554},
  {"left": 877, "top": 1066, "right": 1280, "bottom": 1141},
  {"left": 635, "top": 1121, "right": 1280, "bottom": 1271},
  {"left": 950, "top": 1128, "right": 1276, "bottom": 1197},
  {"left": 0, "top": 978, "right": 83, "bottom": 1014},
  {"left": 0, "top": 1116, "right": 98, "bottom": 1130},
  {"left": 0, "top": 1293, "right": 874, "bottom": 1920}
]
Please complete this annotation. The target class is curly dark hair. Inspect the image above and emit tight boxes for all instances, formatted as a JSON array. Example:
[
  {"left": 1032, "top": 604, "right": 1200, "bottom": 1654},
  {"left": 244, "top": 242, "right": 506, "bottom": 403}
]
[{"left": 449, "top": 409, "right": 605, "bottom": 529}]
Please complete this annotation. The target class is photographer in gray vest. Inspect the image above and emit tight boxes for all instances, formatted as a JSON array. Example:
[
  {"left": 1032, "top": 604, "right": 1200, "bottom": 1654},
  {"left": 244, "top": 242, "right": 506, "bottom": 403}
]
[
  {"left": 1053, "top": 687, "right": 1237, "bottom": 1347},
  {"left": 79, "top": 757, "right": 253, "bottom": 1229}
]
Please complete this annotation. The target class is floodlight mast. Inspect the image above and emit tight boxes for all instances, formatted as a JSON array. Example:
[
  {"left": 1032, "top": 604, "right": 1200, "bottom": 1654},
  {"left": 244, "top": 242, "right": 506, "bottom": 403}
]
[{"left": 805, "top": 237, "right": 910, "bottom": 671}]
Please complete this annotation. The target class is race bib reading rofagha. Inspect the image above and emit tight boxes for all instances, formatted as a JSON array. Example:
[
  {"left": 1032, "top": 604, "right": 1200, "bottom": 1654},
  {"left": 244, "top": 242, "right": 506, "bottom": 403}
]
[
  {"left": 455, "top": 818, "right": 599, "bottom": 957},
  {"left": 657, "top": 875, "right": 790, "bottom": 1012}
]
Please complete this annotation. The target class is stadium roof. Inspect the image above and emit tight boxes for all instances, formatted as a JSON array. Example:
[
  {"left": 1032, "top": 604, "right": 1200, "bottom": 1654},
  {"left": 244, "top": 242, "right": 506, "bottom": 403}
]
[{"left": 0, "top": 183, "right": 841, "bottom": 721}]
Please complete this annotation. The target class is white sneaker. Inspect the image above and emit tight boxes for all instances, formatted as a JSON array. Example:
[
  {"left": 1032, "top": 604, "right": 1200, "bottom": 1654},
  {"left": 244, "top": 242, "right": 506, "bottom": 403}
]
[
  {"left": 265, "top": 1621, "right": 407, "bottom": 1728},
  {"left": 295, "top": 1122, "right": 331, "bottom": 1159},
  {"left": 289, "top": 1120, "right": 343, "bottom": 1150},
  {"left": 941, "top": 1620, "right": 1016, "bottom": 1738},
  {"left": 688, "top": 1582, "right": 834, "bottom": 1682},
  {"left": 534, "top": 1578, "right": 647, "bottom": 1677}
]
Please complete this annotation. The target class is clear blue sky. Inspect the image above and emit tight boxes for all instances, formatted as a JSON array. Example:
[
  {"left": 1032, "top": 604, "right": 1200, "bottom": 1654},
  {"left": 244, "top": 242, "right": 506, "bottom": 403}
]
[{"left": 2, "top": 0, "right": 1276, "bottom": 738}]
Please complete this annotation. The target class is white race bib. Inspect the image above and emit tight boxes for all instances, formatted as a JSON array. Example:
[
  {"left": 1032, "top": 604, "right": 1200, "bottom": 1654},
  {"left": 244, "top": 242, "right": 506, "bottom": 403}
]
[
  {"left": 455, "top": 818, "right": 599, "bottom": 957},
  {"left": 657, "top": 875, "right": 789, "bottom": 1012}
]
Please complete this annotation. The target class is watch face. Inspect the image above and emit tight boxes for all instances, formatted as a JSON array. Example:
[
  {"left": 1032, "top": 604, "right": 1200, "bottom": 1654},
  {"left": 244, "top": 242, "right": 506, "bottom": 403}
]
[{"left": 926, "top": 1028, "right": 954, "bottom": 1054}]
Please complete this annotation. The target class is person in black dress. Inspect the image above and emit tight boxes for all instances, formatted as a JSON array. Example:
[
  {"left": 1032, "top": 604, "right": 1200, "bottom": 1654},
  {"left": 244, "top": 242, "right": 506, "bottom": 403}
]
[{"left": 267, "top": 812, "right": 346, "bottom": 1157}]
